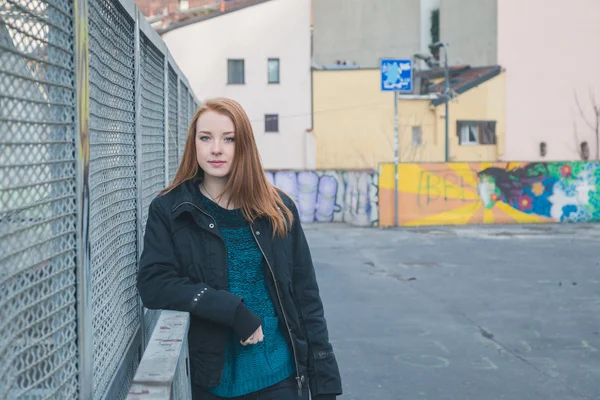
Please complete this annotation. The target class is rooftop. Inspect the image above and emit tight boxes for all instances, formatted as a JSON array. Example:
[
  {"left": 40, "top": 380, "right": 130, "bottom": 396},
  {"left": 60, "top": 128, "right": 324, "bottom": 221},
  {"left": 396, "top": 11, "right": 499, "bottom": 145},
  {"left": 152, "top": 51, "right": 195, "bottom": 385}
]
[
  {"left": 425, "top": 65, "right": 502, "bottom": 106},
  {"left": 148, "top": 0, "right": 272, "bottom": 35}
]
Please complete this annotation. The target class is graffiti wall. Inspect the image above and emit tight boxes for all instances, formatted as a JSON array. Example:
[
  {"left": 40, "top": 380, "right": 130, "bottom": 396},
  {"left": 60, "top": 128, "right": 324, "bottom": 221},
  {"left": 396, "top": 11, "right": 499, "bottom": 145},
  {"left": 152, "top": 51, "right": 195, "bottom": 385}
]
[
  {"left": 379, "top": 162, "right": 600, "bottom": 227},
  {"left": 266, "top": 170, "right": 379, "bottom": 226}
]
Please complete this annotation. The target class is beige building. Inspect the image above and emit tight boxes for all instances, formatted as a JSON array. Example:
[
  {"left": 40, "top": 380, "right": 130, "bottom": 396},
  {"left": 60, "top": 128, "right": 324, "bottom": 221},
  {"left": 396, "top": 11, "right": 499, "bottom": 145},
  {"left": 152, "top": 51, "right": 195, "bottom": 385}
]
[
  {"left": 161, "top": 0, "right": 313, "bottom": 169},
  {"left": 313, "top": 66, "right": 505, "bottom": 169},
  {"left": 441, "top": 0, "right": 600, "bottom": 161}
]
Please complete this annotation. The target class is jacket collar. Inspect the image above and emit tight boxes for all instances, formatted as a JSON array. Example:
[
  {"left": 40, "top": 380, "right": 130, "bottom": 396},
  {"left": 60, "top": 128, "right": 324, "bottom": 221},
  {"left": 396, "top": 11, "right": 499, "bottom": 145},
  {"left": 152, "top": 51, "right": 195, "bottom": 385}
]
[
  {"left": 171, "top": 178, "right": 207, "bottom": 217},
  {"left": 170, "top": 179, "right": 270, "bottom": 232}
]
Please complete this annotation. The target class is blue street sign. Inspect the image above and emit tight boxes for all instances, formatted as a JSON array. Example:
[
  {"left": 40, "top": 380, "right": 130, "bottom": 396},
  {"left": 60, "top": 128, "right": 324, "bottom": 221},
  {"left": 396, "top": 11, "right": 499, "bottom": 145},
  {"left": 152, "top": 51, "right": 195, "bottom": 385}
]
[{"left": 380, "top": 58, "right": 413, "bottom": 92}]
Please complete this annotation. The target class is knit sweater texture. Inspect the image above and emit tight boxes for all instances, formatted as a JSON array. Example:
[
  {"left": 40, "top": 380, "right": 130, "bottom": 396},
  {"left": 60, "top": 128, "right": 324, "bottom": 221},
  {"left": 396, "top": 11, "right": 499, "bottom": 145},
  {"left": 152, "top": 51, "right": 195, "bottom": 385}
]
[{"left": 199, "top": 192, "right": 295, "bottom": 398}]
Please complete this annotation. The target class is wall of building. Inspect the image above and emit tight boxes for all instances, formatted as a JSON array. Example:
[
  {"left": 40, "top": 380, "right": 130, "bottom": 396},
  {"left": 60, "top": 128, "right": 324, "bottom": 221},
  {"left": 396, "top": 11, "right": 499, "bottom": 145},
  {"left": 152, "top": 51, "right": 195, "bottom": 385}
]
[
  {"left": 312, "top": 69, "right": 395, "bottom": 169},
  {"left": 312, "top": 0, "right": 421, "bottom": 68},
  {"left": 312, "top": 69, "right": 504, "bottom": 168},
  {"left": 396, "top": 97, "right": 440, "bottom": 162},
  {"left": 439, "top": 0, "right": 498, "bottom": 66},
  {"left": 442, "top": 72, "right": 506, "bottom": 162},
  {"left": 498, "top": 0, "right": 600, "bottom": 162},
  {"left": 379, "top": 161, "right": 600, "bottom": 227},
  {"left": 162, "top": 0, "right": 312, "bottom": 169},
  {"left": 266, "top": 170, "right": 379, "bottom": 226}
]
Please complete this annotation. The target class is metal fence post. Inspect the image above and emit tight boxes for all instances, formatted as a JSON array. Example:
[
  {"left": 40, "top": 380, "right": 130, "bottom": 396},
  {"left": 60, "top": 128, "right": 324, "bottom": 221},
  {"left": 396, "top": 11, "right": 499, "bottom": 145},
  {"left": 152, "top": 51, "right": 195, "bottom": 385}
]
[
  {"left": 177, "top": 76, "right": 181, "bottom": 162},
  {"left": 164, "top": 55, "right": 170, "bottom": 186},
  {"left": 133, "top": 8, "right": 146, "bottom": 353},
  {"left": 74, "top": 0, "right": 93, "bottom": 398}
]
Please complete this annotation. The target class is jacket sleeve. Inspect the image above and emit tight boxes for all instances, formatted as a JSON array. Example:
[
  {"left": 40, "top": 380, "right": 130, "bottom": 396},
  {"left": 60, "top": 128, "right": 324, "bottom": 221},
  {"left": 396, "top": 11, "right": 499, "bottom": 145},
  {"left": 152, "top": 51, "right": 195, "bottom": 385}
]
[
  {"left": 137, "top": 197, "right": 261, "bottom": 337},
  {"left": 289, "top": 202, "right": 342, "bottom": 398}
]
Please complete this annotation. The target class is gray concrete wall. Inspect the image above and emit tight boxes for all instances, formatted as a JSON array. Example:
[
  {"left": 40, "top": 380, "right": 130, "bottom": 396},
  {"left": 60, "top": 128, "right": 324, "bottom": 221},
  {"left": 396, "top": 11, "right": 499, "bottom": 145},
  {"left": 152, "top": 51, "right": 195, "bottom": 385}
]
[
  {"left": 312, "top": 0, "right": 422, "bottom": 68},
  {"left": 440, "top": 0, "right": 498, "bottom": 66}
]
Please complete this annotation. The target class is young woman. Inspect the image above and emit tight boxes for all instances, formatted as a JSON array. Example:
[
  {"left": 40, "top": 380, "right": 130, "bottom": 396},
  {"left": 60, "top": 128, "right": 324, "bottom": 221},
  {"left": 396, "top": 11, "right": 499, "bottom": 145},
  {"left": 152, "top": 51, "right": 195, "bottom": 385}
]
[{"left": 137, "top": 98, "right": 342, "bottom": 400}]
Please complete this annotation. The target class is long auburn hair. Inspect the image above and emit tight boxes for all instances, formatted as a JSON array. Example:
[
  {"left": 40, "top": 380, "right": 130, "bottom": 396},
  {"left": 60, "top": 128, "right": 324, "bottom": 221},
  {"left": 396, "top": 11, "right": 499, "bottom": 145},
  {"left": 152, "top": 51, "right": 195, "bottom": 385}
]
[{"left": 161, "top": 97, "right": 294, "bottom": 237}]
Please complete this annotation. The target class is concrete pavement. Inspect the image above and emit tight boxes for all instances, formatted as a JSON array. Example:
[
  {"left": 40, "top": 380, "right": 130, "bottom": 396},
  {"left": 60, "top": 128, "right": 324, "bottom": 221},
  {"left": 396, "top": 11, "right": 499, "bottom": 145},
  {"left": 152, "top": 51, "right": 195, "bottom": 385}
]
[{"left": 306, "top": 223, "right": 600, "bottom": 400}]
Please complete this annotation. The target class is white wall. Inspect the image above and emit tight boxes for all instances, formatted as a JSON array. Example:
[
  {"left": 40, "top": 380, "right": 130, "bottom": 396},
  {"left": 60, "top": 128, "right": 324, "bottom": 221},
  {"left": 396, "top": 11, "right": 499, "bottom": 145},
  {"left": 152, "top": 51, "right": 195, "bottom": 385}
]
[
  {"left": 498, "top": 0, "right": 600, "bottom": 161},
  {"left": 312, "top": 0, "right": 421, "bottom": 68},
  {"left": 162, "top": 0, "right": 312, "bottom": 169}
]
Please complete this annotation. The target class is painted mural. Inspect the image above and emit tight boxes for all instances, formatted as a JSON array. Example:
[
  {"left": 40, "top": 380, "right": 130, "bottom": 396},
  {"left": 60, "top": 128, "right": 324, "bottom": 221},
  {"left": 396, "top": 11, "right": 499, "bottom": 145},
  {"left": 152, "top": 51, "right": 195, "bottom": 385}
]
[
  {"left": 379, "top": 162, "right": 600, "bottom": 227},
  {"left": 266, "top": 170, "right": 379, "bottom": 227}
]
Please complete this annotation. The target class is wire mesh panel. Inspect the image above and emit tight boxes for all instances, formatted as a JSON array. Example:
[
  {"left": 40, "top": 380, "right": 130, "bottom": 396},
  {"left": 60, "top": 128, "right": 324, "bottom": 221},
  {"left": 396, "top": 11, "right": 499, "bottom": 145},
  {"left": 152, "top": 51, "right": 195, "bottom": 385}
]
[
  {"left": 189, "top": 92, "right": 195, "bottom": 124},
  {"left": 87, "top": 0, "right": 139, "bottom": 397},
  {"left": 167, "top": 66, "right": 178, "bottom": 183},
  {"left": 139, "top": 35, "right": 165, "bottom": 351},
  {"left": 0, "top": 0, "right": 79, "bottom": 398},
  {"left": 139, "top": 34, "right": 164, "bottom": 234},
  {"left": 179, "top": 83, "right": 189, "bottom": 159}
]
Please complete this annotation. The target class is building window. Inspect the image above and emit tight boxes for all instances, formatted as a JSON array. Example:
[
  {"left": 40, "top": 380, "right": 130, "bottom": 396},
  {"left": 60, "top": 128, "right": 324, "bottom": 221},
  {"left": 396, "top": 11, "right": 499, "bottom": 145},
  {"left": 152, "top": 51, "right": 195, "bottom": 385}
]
[
  {"left": 540, "top": 142, "right": 547, "bottom": 157},
  {"left": 457, "top": 121, "right": 496, "bottom": 145},
  {"left": 412, "top": 126, "right": 422, "bottom": 146},
  {"left": 227, "top": 59, "right": 244, "bottom": 84},
  {"left": 268, "top": 58, "right": 280, "bottom": 84},
  {"left": 581, "top": 141, "right": 590, "bottom": 160},
  {"left": 265, "top": 114, "right": 279, "bottom": 132}
]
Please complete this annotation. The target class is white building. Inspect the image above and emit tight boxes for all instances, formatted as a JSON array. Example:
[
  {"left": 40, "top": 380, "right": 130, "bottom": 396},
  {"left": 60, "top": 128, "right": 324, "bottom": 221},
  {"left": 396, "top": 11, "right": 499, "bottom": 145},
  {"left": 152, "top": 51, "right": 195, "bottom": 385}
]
[{"left": 160, "top": 0, "right": 313, "bottom": 169}]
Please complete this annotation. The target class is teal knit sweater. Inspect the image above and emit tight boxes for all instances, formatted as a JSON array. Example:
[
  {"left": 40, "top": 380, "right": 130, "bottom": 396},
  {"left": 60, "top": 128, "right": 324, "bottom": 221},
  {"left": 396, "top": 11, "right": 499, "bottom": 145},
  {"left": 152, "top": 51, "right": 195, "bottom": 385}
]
[{"left": 199, "top": 192, "right": 295, "bottom": 398}]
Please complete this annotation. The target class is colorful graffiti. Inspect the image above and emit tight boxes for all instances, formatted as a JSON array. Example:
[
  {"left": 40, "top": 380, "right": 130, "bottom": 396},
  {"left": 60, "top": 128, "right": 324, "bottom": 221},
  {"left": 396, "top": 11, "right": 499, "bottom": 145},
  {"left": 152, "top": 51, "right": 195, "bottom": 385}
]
[
  {"left": 266, "top": 170, "right": 379, "bottom": 227},
  {"left": 379, "top": 162, "right": 600, "bottom": 227}
]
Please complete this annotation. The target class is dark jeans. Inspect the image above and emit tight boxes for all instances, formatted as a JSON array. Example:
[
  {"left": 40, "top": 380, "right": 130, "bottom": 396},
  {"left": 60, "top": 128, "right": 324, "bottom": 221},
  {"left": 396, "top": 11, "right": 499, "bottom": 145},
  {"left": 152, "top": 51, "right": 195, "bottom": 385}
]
[{"left": 192, "top": 375, "right": 309, "bottom": 400}]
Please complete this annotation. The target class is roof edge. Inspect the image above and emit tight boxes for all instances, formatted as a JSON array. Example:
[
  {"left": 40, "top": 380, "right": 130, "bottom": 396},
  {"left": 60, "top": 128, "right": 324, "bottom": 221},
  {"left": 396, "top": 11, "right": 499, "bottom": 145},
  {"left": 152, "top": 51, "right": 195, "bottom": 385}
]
[
  {"left": 157, "top": 0, "right": 274, "bottom": 35},
  {"left": 431, "top": 66, "right": 502, "bottom": 107}
]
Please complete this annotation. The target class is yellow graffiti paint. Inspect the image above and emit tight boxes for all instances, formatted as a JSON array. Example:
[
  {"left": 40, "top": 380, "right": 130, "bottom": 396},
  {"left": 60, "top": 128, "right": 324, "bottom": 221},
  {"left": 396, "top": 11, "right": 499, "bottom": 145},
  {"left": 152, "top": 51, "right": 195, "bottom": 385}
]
[
  {"left": 483, "top": 208, "right": 494, "bottom": 224},
  {"left": 493, "top": 202, "right": 548, "bottom": 224},
  {"left": 379, "top": 162, "right": 559, "bottom": 227},
  {"left": 448, "top": 163, "right": 479, "bottom": 188},
  {"left": 403, "top": 203, "right": 482, "bottom": 227},
  {"left": 380, "top": 164, "right": 480, "bottom": 200}
]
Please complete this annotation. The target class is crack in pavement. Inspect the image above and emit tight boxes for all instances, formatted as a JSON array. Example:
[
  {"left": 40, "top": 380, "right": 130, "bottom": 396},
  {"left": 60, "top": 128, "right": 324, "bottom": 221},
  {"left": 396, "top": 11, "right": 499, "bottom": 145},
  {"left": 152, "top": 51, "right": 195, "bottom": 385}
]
[{"left": 404, "top": 282, "right": 591, "bottom": 400}]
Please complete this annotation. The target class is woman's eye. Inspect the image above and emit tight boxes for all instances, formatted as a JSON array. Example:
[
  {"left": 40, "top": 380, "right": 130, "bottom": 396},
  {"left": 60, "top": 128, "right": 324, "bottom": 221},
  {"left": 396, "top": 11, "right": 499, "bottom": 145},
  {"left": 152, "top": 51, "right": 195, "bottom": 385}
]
[
  {"left": 199, "top": 136, "right": 210, "bottom": 141},
  {"left": 224, "top": 137, "right": 235, "bottom": 143}
]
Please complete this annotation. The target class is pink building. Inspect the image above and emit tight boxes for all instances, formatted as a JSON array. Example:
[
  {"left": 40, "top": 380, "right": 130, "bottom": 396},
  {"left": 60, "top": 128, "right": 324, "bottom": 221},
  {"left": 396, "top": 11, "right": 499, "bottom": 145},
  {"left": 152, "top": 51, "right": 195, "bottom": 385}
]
[{"left": 441, "top": 0, "right": 600, "bottom": 161}]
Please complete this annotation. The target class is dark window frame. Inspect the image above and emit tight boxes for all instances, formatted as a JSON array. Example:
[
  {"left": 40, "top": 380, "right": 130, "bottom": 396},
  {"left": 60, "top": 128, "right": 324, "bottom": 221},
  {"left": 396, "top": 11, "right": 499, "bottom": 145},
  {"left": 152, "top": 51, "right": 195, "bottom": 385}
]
[
  {"left": 267, "top": 58, "right": 280, "bottom": 84},
  {"left": 265, "top": 114, "right": 279, "bottom": 133},
  {"left": 457, "top": 120, "right": 497, "bottom": 145},
  {"left": 581, "top": 141, "right": 590, "bottom": 160},
  {"left": 227, "top": 59, "right": 245, "bottom": 84}
]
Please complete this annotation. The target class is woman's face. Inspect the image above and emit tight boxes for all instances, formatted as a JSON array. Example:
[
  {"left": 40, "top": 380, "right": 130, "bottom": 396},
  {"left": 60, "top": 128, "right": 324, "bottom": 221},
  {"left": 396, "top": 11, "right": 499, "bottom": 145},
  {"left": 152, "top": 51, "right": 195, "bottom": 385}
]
[{"left": 195, "top": 110, "right": 236, "bottom": 179}]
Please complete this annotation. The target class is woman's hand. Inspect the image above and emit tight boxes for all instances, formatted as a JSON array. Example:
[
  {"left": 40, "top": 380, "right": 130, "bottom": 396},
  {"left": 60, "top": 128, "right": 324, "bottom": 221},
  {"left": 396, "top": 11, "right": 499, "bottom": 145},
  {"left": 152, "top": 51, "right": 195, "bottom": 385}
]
[{"left": 240, "top": 325, "right": 264, "bottom": 345}]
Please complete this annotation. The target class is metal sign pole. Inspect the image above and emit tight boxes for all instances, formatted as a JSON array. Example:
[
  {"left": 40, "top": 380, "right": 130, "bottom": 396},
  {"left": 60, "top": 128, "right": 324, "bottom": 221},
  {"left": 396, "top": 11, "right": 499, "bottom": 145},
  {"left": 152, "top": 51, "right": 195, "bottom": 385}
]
[
  {"left": 381, "top": 58, "right": 412, "bottom": 228},
  {"left": 393, "top": 91, "right": 399, "bottom": 227}
]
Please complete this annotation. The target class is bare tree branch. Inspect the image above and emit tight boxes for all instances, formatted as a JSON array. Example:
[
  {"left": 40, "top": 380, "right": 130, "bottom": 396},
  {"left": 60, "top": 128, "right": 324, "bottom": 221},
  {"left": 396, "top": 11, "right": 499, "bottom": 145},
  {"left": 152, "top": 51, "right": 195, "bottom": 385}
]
[
  {"left": 589, "top": 87, "right": 598, "bottom": 114},
  {"left": 353, "top": 145, "right": 371, "bottom": 168},
  {"left": 573, "top": 120, "right": 583, "bottom": 160},
  {"left": 592, "top": 88, "right": 600, "bottom": 160},
  {"left": 575, "top": 90, "right": 595, "bottom": 131}
]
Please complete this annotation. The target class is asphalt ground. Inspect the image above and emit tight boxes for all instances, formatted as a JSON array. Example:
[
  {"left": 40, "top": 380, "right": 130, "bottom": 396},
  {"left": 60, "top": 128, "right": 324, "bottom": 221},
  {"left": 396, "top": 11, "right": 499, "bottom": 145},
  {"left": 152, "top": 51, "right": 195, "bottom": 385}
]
[{"left": 306, "top": 223, "right": 600, "bottom": 400}]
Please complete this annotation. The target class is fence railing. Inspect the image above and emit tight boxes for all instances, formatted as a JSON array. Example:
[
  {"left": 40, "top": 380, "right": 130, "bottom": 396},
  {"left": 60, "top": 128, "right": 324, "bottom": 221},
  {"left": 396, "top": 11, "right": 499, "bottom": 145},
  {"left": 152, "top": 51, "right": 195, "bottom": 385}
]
[
  {"left": 127, "top": 311, "right": 191, "bottom": 400},
  {"left": 0, "top": 0, "right": 197, "bottom": 398}
]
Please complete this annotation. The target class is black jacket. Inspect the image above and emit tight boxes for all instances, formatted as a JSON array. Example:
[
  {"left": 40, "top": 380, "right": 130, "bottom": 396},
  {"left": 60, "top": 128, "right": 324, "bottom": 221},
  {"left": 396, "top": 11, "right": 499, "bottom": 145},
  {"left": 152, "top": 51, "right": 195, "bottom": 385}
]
[{"left": 137, "top": 179, "right": 342, "bottom": 399}]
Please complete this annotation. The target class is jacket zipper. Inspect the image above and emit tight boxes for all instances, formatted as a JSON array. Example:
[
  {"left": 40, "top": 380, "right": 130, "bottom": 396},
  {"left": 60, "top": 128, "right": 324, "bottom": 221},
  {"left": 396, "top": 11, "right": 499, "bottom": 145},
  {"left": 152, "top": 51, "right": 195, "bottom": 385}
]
[
  {"left": 174, "top": 201, "right": 303, "bottom": 394},
  {"left": 251, "top": 229, "right": 303, "bottom": 396}
]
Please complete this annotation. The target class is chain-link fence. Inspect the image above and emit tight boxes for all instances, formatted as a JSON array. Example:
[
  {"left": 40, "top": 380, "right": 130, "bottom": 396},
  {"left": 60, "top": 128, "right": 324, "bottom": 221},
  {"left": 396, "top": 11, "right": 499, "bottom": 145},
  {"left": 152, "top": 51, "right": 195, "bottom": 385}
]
[{"left": 0, "top": 0, "right": 198, "bottom": 398}]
